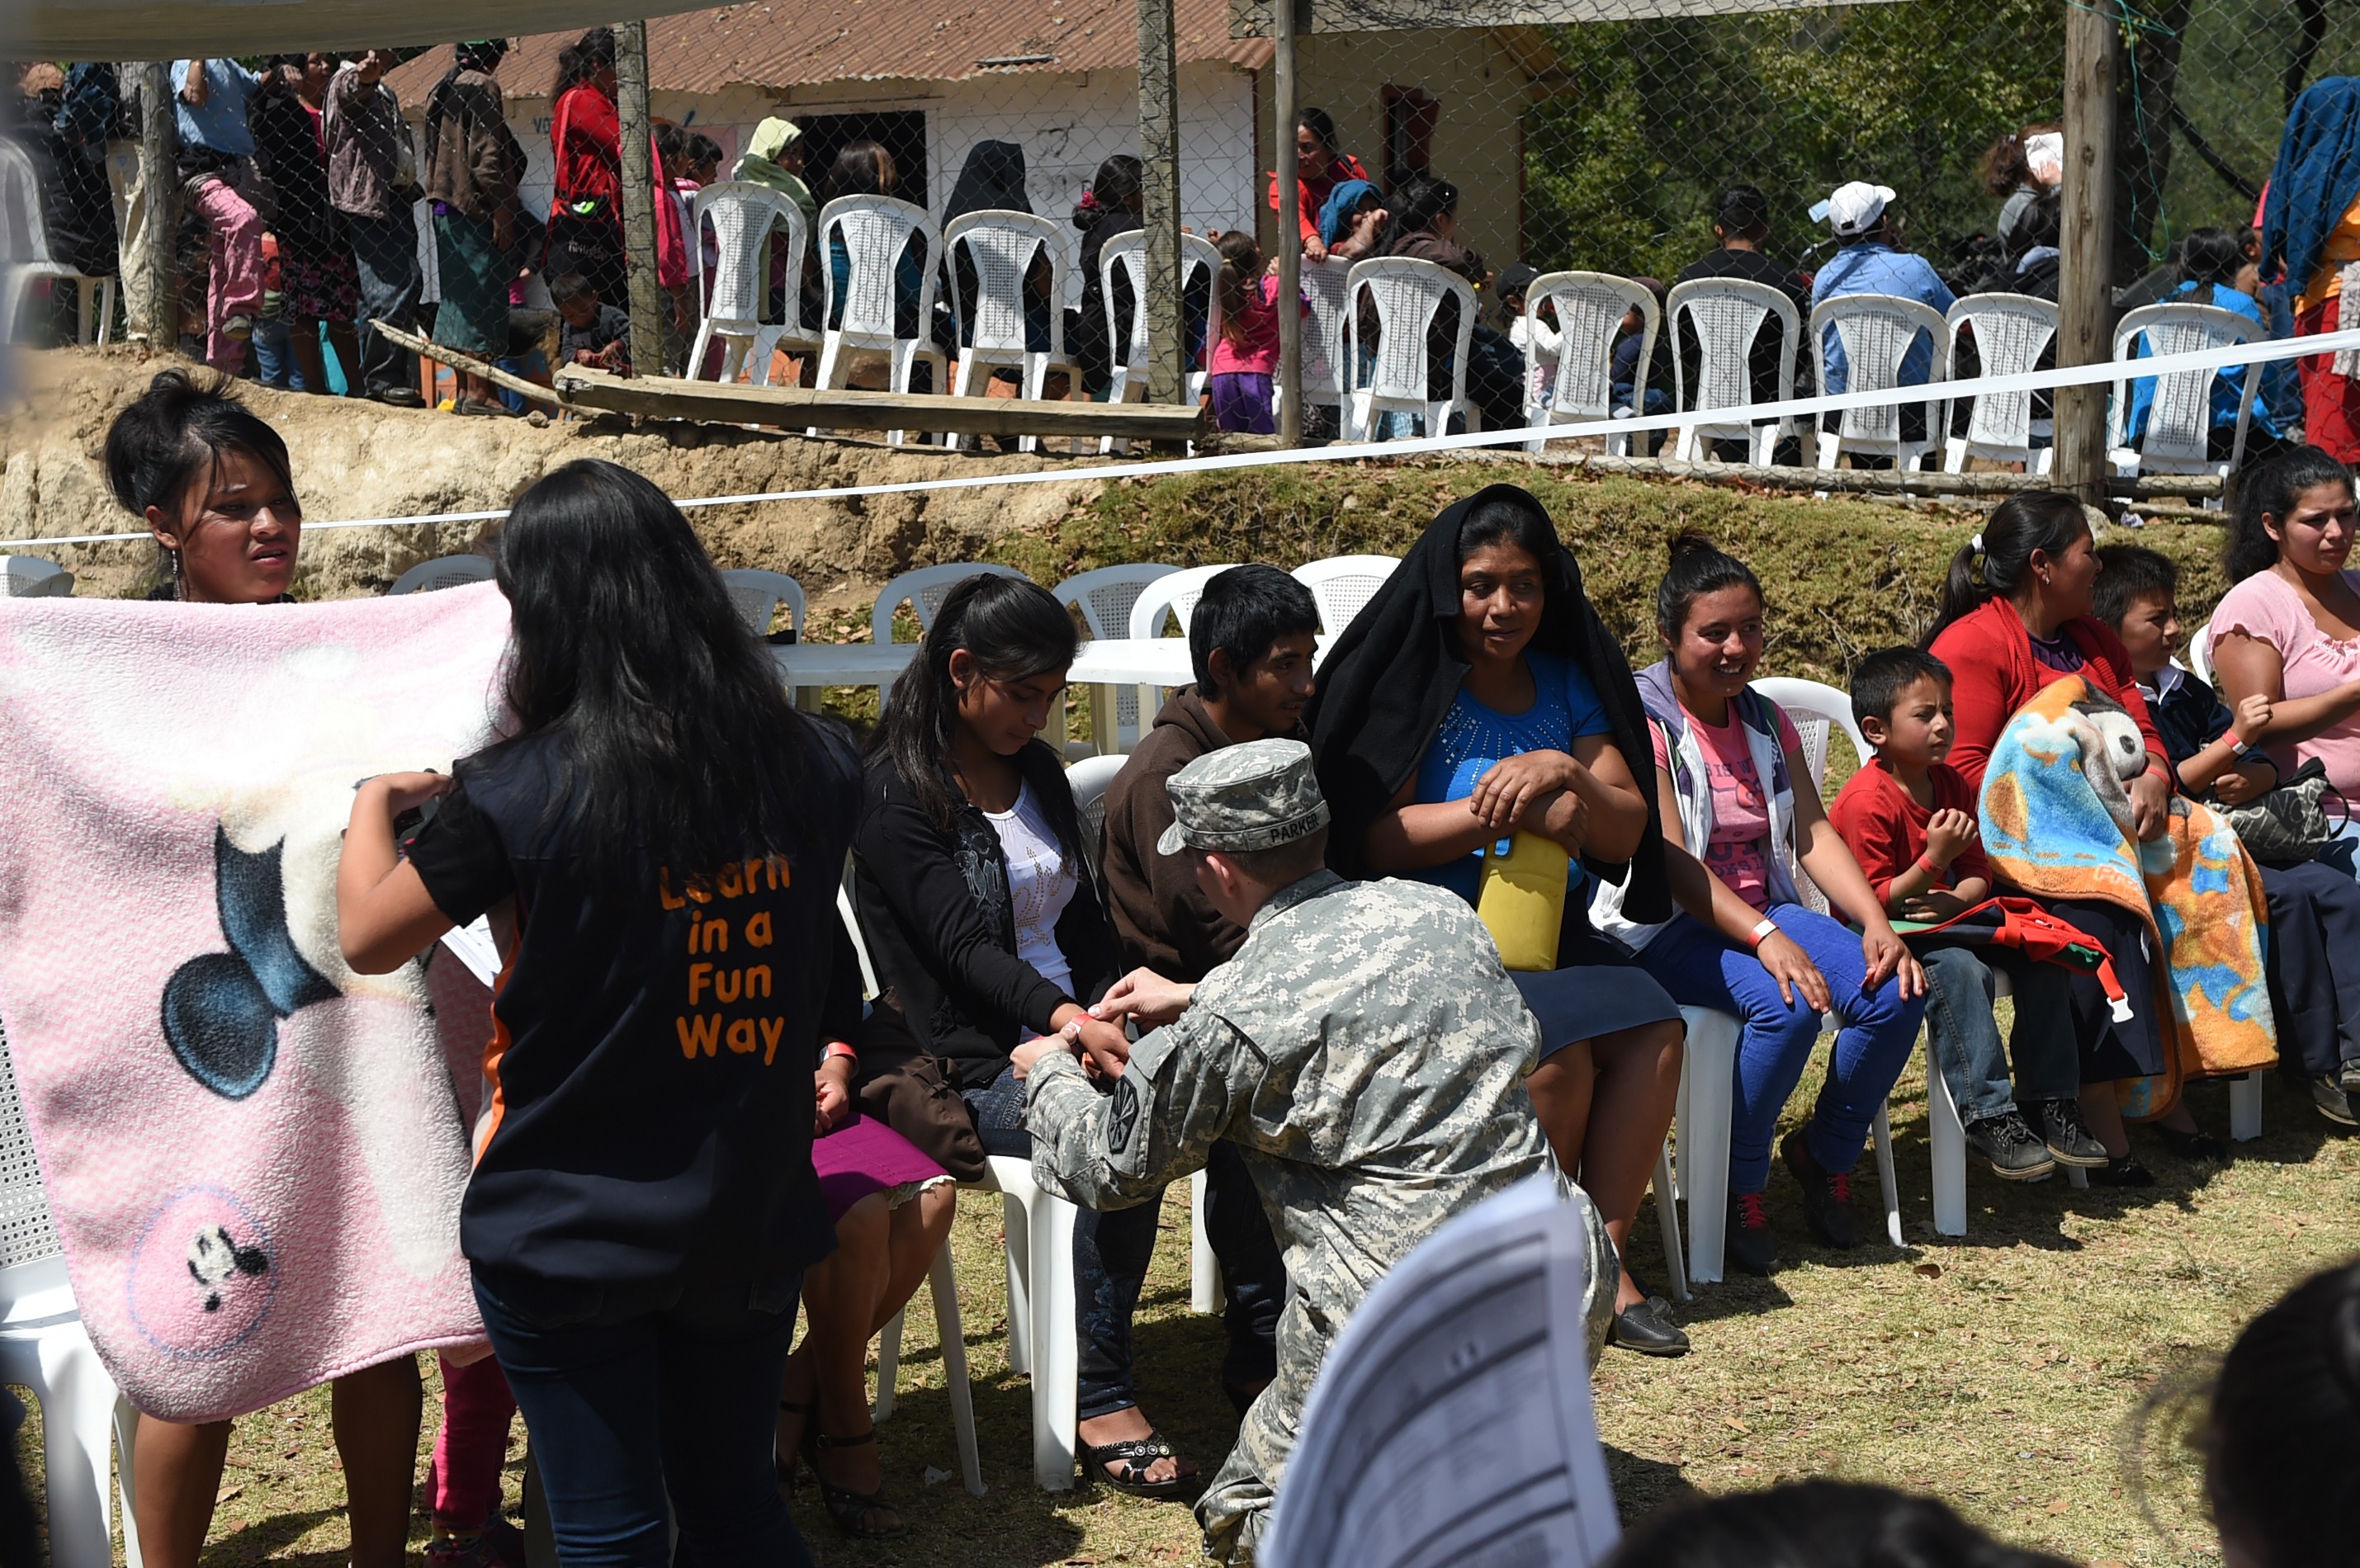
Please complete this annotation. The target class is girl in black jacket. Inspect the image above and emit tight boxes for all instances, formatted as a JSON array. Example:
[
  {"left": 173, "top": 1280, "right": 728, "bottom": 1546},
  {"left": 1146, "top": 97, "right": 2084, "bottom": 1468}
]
[{"left": 853, "top": 573, "right": 1199, "bottom": 1497}]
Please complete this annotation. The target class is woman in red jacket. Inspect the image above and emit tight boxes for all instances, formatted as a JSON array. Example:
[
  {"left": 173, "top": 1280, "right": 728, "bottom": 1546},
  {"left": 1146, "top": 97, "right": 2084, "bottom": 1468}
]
[
  {"left": 1927, "top": 491, "right": 2222, "bottom": 1180},
  {"left": 1267, "top": 107, "right": 1371, "bottom": 263},
  {"left": 547, "top": 29, "right": 626, "bottom": 313}
]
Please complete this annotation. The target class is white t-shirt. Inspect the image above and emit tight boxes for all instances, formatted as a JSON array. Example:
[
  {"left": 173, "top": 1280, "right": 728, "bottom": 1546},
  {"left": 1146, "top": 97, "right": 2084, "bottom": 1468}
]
[{"left": 984, "top": 780, "right": 1078, "bottom": 1003}]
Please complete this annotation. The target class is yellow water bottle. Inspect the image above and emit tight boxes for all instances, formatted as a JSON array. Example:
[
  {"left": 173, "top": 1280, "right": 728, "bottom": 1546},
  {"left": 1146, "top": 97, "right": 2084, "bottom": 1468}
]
[{"left": 1475, "top": 832, "right": 1568, "bottom": 971}]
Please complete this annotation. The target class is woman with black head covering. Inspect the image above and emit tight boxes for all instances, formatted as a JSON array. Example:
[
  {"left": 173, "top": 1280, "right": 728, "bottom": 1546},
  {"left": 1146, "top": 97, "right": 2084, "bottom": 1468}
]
[
  {"left": 1307, "top": 484, "right": 1688, "bottom": 1356},
  {"left": 939, "top": 139, "right": 1054, "bottom": 379}
]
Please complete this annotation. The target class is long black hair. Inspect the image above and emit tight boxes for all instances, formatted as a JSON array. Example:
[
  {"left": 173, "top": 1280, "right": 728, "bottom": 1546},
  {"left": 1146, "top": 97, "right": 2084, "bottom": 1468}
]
[
  {"left": 1927, "top": 490, "right": 2089, "bottom": 641},
  {"left": 1655, "top": 532, "right": 1762, "bottom": 640},
  {"left": 2225, "top": 443, "right": 2354, "bottom": 582},
  {"left": 865, "top": 573, "right": 1080, "bottom": 839},
  {"left": 103, "top": 370, "right": 298, "bottom": 588},
  {"left": 2197, "top": 1262, "right": 2360, "bottom": 1567},
  {"left": 551, "top": 26, "right": 614, "bottom": 100},
  {"left": 489, "top": 459, "right": 812, "bottom": 886},
  {"left": 1073, "top": 154, "right": 1143, "bottom": 235},
  {"left": 2178, "top": 227, "right": 2245, "bottom": 291}
]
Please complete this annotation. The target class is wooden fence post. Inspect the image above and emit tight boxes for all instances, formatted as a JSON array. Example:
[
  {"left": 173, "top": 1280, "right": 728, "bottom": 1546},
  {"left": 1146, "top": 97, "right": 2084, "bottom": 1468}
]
[
  {"left": 615, "top": 19, "right": 668, "bottom": 375},
  {"left": 1138, "top": 0, "right": 1186, "bottom": 416},
  {"left": 2055, "top": 0, "right": 2123, "bottom": 503}
]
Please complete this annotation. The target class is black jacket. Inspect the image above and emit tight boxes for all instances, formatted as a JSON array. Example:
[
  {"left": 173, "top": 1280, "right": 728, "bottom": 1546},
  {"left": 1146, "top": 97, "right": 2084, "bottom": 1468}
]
[{"left": 852, "top": 740, "right": 1120, "bottom": 1089}]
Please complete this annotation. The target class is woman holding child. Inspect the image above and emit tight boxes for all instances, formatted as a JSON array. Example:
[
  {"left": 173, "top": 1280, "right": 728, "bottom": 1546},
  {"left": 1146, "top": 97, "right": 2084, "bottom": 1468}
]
[
  {"left": 1613, "top": 538, "right": 1927, "bottom": 1275},
  {"left": 1930, "top": 492, "right": 2228, "bottom": 1180},
  {"left": 1309, "top": 485, "right": 1690, "bottom": 1354}
]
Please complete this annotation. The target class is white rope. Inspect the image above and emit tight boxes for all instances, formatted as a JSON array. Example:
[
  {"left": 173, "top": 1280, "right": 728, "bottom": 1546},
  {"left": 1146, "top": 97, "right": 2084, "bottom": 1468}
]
[{"left": 12, "top": 326, "right": 2354, "bottom": 550}]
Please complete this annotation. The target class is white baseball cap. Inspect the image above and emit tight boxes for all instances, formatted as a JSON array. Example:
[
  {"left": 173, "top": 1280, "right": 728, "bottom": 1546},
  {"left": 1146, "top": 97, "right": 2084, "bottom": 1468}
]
[{"left": 1812, "top": 181, "right": 1897, "bottom": 238}]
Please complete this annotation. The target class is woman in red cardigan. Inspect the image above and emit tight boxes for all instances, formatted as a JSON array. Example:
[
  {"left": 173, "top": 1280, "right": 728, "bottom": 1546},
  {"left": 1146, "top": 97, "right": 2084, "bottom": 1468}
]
[{"left": 1927, "top": 491, "right": 2222, "bottom": 1181}]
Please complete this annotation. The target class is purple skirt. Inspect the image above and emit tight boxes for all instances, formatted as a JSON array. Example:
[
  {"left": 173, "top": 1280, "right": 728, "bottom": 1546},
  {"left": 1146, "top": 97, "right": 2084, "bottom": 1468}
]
[
  {"left": 1210, "top": 372, "right": 1276, "bottom": 434},
  {"left": 813, "top": 1113, "right": 948, "bottom": 1221}
]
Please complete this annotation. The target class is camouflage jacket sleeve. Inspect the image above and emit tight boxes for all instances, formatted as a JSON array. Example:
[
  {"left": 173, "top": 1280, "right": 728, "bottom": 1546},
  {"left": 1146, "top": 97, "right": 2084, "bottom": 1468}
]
[{"left": 1021, "top": 1011, "right": 1243, "bottom": 1210}]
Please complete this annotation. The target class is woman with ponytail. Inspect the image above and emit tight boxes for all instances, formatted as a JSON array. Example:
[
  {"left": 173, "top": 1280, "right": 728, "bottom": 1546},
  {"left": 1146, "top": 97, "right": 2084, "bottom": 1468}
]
[
  {"left": 852, "top": 574, "right": 1201, "bottom": 1497},
  {"left": 1928, "top": 492, "right": 2220, "bottom": 1181}
]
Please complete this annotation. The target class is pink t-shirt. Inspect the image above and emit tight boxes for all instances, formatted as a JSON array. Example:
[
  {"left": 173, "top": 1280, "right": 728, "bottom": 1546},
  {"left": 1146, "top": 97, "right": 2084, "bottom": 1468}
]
[
  {"left": 2207, "top": 569, "right": 2360, "bottom": 795},
  {"left": 1653, "top": 701, "right": 1805, "bottom": 914}
]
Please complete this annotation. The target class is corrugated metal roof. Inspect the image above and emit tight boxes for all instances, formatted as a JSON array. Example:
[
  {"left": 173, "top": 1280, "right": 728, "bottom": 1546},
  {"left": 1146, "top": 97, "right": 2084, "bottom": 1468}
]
[{"left": 387, "top": 0, "right": 1270, "bottom": 106}]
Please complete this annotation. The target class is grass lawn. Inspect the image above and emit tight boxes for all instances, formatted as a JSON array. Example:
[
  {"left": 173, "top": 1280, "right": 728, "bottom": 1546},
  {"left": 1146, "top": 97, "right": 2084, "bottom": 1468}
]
[{"left": 47, "top": 1051, "right": 2353, "bottom": 1568}]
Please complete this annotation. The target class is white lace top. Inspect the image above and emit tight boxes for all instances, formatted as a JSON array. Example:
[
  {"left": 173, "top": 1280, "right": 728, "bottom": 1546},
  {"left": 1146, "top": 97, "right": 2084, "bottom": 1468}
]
[{"left": 983, "top": 780, "right": 1078, "bottom": 1003}]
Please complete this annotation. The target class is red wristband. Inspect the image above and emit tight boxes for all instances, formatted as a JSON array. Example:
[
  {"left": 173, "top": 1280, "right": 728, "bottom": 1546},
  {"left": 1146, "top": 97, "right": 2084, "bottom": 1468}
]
[
  {"left": 824, "top": 1040, "right": 858, "bottom": 1065},
  {"left": 1913, "top": 852, "right": 1943, "bottom": 879}
]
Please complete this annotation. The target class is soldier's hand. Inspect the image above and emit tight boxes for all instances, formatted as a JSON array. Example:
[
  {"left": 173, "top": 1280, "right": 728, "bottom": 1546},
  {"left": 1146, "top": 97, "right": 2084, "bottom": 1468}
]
[
  {"left": 1468, "top": 750, "right": 1581, "bottom": 831},
  {"left": 1094, "top": 967, "right": 1196, "bottom": 1027}
]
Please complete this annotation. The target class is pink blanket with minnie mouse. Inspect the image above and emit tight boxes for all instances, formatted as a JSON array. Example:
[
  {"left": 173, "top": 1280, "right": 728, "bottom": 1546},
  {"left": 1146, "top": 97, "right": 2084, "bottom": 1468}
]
[{"left": 0, "top": 582, "right": 511, "bottom": 1421}]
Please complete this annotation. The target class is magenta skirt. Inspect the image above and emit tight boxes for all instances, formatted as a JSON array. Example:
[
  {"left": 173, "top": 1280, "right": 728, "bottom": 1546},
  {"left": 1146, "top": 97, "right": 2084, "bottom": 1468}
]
[{"left": 813, "top": 1113, "right": 949, "bottom": 1221}]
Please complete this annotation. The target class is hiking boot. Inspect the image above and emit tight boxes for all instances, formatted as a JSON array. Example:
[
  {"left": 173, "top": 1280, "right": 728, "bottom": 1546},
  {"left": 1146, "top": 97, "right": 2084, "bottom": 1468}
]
[
  {"left": 1780, "top": 1129, "right": 1857, "bottom": 1249},
  {"left": 1608, "top": 1296, "right": 1691, "bottom": 1357},
  {"left": 2031, "top": 1098, "right": 2110, "bottom": 1169},
  {"left": 1724, "top": 1191, "right": 1776, "bottom": 1275},
  {"left": 427, "top": 1518, "right": 524, "bottom": 1568},
  {"left": 2310, "top": 1076, "right": 2359, "bottom": 1128},
  {"left": 2339, "top": 1060, "right": 2360, "bottom": 1095},
  {"left": 1964, "top": 1109, "right": 2056, "bottom": 1180}
]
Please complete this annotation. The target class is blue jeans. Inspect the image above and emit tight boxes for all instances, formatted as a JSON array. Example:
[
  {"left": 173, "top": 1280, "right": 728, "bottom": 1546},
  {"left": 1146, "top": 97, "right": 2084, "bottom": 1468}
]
[
  {"left": 1638, "top": 904, "right": 1927, "bottom": 1192},
  {"left": 250, "top": 312, "right": 300, "bottom": 390},
  {"left": 474, "top": 1268, "right": 813, "bottom": 1568},
  {"left": 963, "top": 1062, "right": 1161, "bottom": 1421},
  {"left": 1917, "top": 945, "right": 2081, "bottom": 1123}
]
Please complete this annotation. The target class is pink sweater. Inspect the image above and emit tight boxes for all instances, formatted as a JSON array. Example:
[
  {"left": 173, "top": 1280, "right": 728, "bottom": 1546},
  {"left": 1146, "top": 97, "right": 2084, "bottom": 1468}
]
[{"left": 1208, "top": 275, "right": 1303, "bottom": 376}]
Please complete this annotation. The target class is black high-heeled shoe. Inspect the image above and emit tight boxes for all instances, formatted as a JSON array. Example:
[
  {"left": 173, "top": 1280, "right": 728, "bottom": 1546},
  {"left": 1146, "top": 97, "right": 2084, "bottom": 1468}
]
[{"left": 803, "top": 1427, "right": 906, "bottom": 1539}]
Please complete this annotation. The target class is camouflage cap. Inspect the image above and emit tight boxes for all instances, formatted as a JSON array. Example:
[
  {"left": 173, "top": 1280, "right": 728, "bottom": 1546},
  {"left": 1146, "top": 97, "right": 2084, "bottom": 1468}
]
[{"left": 1156, "top": 737, "right": 1331, "bottom": 856}]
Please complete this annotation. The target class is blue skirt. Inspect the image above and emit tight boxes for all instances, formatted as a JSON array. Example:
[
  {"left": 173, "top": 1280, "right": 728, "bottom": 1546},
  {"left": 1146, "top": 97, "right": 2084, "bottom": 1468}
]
[{"left": 1511, "top": 920, "right": 1682, "bottom": 1063}]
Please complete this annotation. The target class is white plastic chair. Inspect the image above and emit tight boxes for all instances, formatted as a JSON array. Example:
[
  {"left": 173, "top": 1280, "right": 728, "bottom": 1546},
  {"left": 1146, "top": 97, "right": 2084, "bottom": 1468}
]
[
  {"left": 687, "top": 182, "right": 817, "bottom": 387},
  {"left": 1278, "top": 257, "right": 1354, "bottom": 434},
  {"left": 1810, "top": 294, "right": 1951, "bottom": 473},
  {"left": 1125, "top": 564, "right": 1239, "bottom": 642},
  {"left": 717, "top": 568, "right": 805, "bottom": 640},
  {"left": 0, "top": 141, "right": 115, "bottom": 347},
  {"left": 0, "top": 556, "right": 73, "bottom": 597},
  {"left": 1523, "top": 272, "right": 1658, "bottom": 456},
  {"left": 1666, "top": 277, "right": 1800, "bottom": 465},
  {"left": 0, "top": 1037, "right": 144, "bottom": 1568},
  {"left": 1096, "top": 232, "right": 1220, "bottom": 453},
  {"left": 1944, "top": 293, "right": 2059, "bottom": 474},
  {"left": 1342, "top": 257, "right": 1477, "bottom": 442},
  {"left": 2109, "top": 301, "right": 2263, "bottom": 503},
  {"left": 870, "top": 562, "right": 1029, "bottom": 645},
  {"left": 942, "top": 211, "right": 1078, "bottom": 453},
  {"left": 813, "top": 195, "right": 946, "bottom": 444},
  {"left": 2188, "top": 619, "right": 2215, "bottom": 685},
  {"left": 1056, "top": 565, "right": 1178, "bottom": 753},
  {"left": 1290, "top": 555, "right": 1399, "bottom": 639},
  {"left": 388, "top": 555, "right": 494, "bottom": 595}
]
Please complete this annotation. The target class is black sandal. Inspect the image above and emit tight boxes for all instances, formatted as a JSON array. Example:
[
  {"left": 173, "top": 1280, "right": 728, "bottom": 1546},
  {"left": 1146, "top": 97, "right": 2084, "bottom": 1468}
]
[
  {"left": 1080, "top": 1429, "right": 1199, "bottom": 1499},
  {"left": 802, "top": 1427, "right": 905, "bottom": 1539}
]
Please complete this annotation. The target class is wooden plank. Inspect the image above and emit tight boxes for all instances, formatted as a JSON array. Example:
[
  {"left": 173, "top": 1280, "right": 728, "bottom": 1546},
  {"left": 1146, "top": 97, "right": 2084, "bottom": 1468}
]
[
  {"left": 552, "top": 366, "right": 1206, "bottom": 441},
  {"left": 370, "top": 319, "right": 573, "bottom": 410}
]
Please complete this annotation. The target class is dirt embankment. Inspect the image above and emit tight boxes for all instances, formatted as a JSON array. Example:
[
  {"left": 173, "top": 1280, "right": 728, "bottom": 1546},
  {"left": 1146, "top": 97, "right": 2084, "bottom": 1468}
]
[{"left": 0, "top": 347, "right": 1106, "bottom": 602}]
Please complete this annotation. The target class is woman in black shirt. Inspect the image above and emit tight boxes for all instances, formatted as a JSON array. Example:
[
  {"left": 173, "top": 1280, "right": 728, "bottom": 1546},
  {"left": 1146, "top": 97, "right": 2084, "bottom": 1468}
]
[{"left": 338, "top": 458, "right": 858, "bottom": 1568}]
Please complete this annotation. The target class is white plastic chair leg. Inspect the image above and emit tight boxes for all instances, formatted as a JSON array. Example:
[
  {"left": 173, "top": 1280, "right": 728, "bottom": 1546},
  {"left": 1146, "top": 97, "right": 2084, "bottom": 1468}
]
[
  {"left": 1677, "top": 1006, "right": 1738, "bottom": 1286},
  {"left": 924, "top": 1239, "right": 986, "bottom": 1497},
  {"left": 9, "top": 1320, "right": 128, "bottom": 1568},
  {"left": 1672, "top": 424, "right": 1697, "bottom": 462},
  {"left": 1652, "top": 1141, "right": 1688, "bottom": 1304},
  {"left": 1000, "top": 1188, "right": 1032, "bottom": 1378},
  {"left": 112, "top": 1393, "right": 140, "bottom": 1568},
  {"left": 873, "top": 1304, "right": 903, "bottom": 1420},
  {"left": 1927, "top": 1057, "right": 1968, "bottom": 1237},
  {"left": 1871, "top": 1106, "right": 1904, "bottom": 1247},
  {"left": 1189, "top": 1168, "right": 1220, "bottom": 1314},
  {"left": 1024, "top": 1186, "right": 1079, "bottom": 1491},
  {"left": 1944, "top": 434, "right": 1969, "bottom": 474},
  {"left": 2230, "top": 1070, "right": 2263, "bottom": 1141}
]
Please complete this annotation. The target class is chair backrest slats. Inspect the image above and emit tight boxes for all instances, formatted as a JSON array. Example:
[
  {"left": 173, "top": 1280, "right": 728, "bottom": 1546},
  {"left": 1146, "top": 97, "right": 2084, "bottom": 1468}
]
[{"left": 695, "top": 182, "right": 806, "bottom": 334}]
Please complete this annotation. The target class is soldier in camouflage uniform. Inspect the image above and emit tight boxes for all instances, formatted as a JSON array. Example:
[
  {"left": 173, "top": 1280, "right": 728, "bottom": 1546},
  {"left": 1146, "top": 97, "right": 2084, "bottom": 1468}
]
[{"left": 1014, "top": 739, "right": 1615, "bottom": 1562}]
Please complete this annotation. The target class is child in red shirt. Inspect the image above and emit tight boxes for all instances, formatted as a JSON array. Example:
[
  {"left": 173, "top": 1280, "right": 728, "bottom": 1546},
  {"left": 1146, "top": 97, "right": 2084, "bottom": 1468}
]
[{"left": 1828, "top": 647, "right": 2109, "bottom": 1180}]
